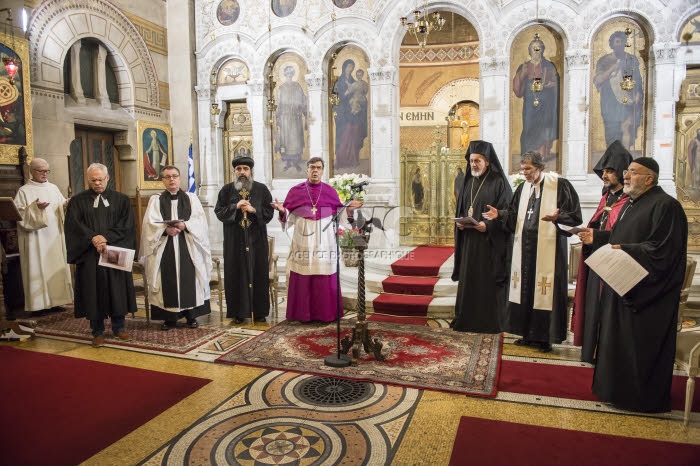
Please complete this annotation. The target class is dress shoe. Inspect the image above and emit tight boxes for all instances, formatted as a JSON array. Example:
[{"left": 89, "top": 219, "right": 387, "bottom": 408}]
[
  {"left": 161, "top": 322, "right": 176, "bottom": 331},
  {"left": 115, "top": 331, "right": 132, "bottom": 342},
  {"left": 231, "top": 317, "right": 245, "bottom": 325},
  {"left": 254, "top": 317, "right": 266, "bottom": 323},
  {"left": 514, "top": 338, "right": 533, "bottom": 347},
  {"left": 50, "top": 306, "right": 66, "bottom": 313},
  {"left": 539, "top": 342, "right": 553, "bottom": 353},
  {"left": 187, "top": 320, "right": 199, "bottom": 329},
  {"left": 92, "top": 335, "right": 105, "bottom": 347}
]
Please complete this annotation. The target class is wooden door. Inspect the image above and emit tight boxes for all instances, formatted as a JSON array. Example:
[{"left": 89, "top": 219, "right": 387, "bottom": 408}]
[{"left": 69, "top": 128, "right": 120, "bottom": 194}]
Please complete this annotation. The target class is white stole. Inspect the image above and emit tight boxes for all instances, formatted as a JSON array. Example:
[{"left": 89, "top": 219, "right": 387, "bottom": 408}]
[{"left": 509, "top": 172, "right": 558, "bottom": 310}]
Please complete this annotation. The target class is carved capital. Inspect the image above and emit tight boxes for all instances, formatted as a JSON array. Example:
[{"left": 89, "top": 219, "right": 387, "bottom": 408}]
[
  {"left": 565, "top": 50, "right": 590, "bottom": 69},
  {"left": 368, "top": 66, "right": 396, "bottom": 85},
  {"left": 305, "top": 73, "right": 326, "bottom": 91},
  {"left": 652, "top": 42, "right": 680, "bottom": 64},
  {"left": 480, "top": 56, "right": 508, "bottom": 75}
]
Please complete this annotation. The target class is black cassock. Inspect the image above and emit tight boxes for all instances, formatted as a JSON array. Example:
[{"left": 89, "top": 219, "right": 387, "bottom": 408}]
[
  {"left": 64, "top": 189, "right": 137, "bottom": 320},
  {"left": 591, "top": 186, "right": 687, "bottom": 412},
  {"left": 500, "top": 178, "right": 581, "bottom": 343},
  {"left": 452, "top": 170, "right": 511, "bottom": 333},
  {"left": 215, "top": 181, "right": 274, "bottom": 320}
]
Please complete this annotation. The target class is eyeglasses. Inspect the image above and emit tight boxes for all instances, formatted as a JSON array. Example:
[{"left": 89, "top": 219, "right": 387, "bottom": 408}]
[
  {"left": 33, "top": 169, "right": 50, "bottom": 174},
  {"left": 623, "top": 169, "right": 651, "bottom": 177},
  {"left": 162, "top": 175, "right": 180, "bottom": 180},
  {"left": 89, "top": 178, "right": 107, "bottom": 183}
]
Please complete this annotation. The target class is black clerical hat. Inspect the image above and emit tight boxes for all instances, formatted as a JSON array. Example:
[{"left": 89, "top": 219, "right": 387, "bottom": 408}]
[
  {"left": 632, "top": 156, "right": 659, "bottom": 174},
  {"left": 594, "top": 140, "right": 633, "bottom": 180},
  {"left": 232, "top": 156, "right": 254, "bottom": 168}
]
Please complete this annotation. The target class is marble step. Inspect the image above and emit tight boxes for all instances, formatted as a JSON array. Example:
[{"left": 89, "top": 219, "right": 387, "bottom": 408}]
[
  {"left": 341, "top": 290, "right": 456, "bottom": 319},
  {"left": 340, "top": 267, "right": 457, "bottom": 296}
]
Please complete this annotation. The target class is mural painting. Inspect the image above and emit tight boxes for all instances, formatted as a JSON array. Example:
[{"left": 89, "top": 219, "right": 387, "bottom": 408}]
[
  {"left": 272, "top": 0, "right": 296, "bottom": 18},
  {"left": 0, "top": 31, "right": 32, "bottom": 164},
  {"left": 589, "top": 19, "right": 647, "bottom": 170},
  {"left": 271, "top": 53, "right": 309, "bottom": 179},
  {"left": 329, "top": 45, "right": 370, "bottom": 176},
  {"left": 137, "top": 121, "right": 172, "bottom": 189},
  {"left": 216, "top": 0, "right": 240, "bottom": 26},
  {"left": 217, "top": 59, "right": 249, "bottom": 86},
  {"left": 509, "top": 25, "right": 562, "bottom": 173}
]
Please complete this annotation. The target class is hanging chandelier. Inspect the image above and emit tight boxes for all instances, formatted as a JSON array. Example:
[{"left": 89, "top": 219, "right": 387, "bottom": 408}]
[
  {"left": 0, "top": 8, "right": 20, "bottom": 85},
  {"left": 400, "top": 2, "right": 446, "bottom": 49},
  {"left": 329, "top": 52, "right": 340, "bottom": 118},
  {"left": 529, "top": 32, "right": 544, "bottom": 107},
  {"left": 266, "top": 66, "right": 277, "bottom": 126},
  {"left": 620, "top": 26, "right": 636, "bottom": 95}
]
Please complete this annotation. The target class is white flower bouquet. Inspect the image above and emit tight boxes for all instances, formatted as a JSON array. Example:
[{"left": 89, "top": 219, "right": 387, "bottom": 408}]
[
  {"left": 329, "top": 173, "right": 370, "bottom": 202},
  {"left": 508, "top": 173, "right": 526, "bottom": 189}
]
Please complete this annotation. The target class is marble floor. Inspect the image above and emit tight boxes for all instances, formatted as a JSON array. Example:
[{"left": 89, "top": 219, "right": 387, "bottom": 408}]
[{"left": 4, "top": 302, "right": 700, "bottom": 465}]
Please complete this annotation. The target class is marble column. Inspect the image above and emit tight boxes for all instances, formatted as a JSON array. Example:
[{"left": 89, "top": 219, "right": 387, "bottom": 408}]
[
  {"left": 479, "top": 56, "right": 509, "bottom": 172},
  {"left": 563, "top": 49, "right": 591, "bottom": 181},
  {"left": 94, "top": 44, "right": 110, "bottom": 109},
  {"left": 69, "top": 41, "right": 85, "bottom": 104}
]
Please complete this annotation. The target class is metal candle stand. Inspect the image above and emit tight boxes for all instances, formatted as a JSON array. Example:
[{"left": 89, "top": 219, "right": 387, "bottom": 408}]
[{"left": 339, "top": 214, "right": 386, "bottom": 365}]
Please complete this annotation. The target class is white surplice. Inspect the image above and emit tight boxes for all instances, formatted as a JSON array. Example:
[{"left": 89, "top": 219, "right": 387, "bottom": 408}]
[
  {"left": 138, "top": 192, "right": 211, "bottom": 312},
  {"left": 13, "top": 180, "right": 73, "bottom": 311}
]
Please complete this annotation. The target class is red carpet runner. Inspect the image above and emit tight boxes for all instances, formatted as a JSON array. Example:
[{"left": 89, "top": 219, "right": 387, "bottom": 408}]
[
  {"left": 499, "top": 359, "right": 700, "bottom": 413},
  {"left": 448, "top": 416, "right": 700, "bottom": 466},
  {"left": 371, "top": 246, "right": 453, "bottom": 320},
  {"left": 0, "top": 346, "right": 211, "bottom": 466}
]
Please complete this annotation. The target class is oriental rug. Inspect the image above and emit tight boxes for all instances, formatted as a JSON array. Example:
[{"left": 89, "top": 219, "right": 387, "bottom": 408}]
[
  {"left": 216, "top": 320, "right": 501, "bottom": 397},
  {"left": 499, "top": 358, "right": 700, "bottom": 413},
  {"left": 25, "top": 310, "right": 227, "bottom": 354},
  {"left": 0, "top": 346, "right": 211, "bottom": 466},
  {"left": 448, "top": 416, "right": 700, "bottom": 466}
]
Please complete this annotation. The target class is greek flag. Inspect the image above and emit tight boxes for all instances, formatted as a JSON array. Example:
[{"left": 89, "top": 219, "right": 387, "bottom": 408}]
[{"left": 187, "top": 143, "right": 196, "bottom": 193}]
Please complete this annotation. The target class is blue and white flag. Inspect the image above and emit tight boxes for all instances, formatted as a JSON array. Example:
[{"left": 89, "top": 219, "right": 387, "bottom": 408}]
[{"left": 187, "top": 143, "right": 196, "bottom": 193}]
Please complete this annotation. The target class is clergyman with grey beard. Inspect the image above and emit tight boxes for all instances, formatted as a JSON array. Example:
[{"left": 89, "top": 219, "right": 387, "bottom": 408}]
[{"left": 215, "top": 156, "right": 274, "bottom": 324}]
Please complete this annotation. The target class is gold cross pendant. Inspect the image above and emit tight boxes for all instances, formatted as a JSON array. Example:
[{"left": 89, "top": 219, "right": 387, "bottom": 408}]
[{"left": 311, "top": 206, "right": 317, "bottom": 215}]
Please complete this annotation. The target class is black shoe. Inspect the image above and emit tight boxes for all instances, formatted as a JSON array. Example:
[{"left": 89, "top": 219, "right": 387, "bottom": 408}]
[
  {"left": 187, "top": 320, "right": 199, "bottom": 329},
  {"left": 514, "top": 338, "right": 532, "bottom": 347},
  {"left": 254, "top": 317, "right": 266, "bottom": 323},
  {"left": 161, "top": 322, "right": 175, "bottom": 331},
  {"left": 539, "top": 342, "right": 553, "bottom": 353},
  {"left": 231, "top": 317, "right": 245, "bottom": 325},
  {"left": 50, "top": 306, "right": 66, "bottom": 313}
]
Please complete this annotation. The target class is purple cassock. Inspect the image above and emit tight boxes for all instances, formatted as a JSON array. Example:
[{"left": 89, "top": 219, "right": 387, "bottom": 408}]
[{"left": 282, "top": 180, "right": 346, "bottom": 322}]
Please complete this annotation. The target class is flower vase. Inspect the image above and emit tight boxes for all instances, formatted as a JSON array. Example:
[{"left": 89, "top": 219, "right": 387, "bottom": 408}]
[{"left": 342, "top": 247, "right": 359, "bottom": 267}]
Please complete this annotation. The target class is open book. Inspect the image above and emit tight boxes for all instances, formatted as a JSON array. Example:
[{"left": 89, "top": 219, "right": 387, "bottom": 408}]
[
  {"left": 451, "top": 216, "right": 479, "bottom": 226},
  {"left": 98, "top": 245, "right": 135, "bottom": 272}
]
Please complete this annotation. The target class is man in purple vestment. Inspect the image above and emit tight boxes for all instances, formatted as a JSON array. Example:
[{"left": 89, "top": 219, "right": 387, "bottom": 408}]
[{"left": 271, "top": 157, "right": 362, "bottom": 322}]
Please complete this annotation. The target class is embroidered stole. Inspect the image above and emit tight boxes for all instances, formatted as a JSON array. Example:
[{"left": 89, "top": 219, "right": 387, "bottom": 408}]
[{"left": 509, "top": 172, "right": 558, "bottom": 310}]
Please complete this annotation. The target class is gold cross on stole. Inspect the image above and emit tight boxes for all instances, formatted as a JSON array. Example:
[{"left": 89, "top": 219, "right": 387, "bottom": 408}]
[
  {"left": 537, "top": 276, "right": 552, "bottom": 295},
  {"left": 238, "top": 188, "right": 251, "bottom": 229},
  {"left": 511, "top": 271, "right": 520, "bottom": 289}
]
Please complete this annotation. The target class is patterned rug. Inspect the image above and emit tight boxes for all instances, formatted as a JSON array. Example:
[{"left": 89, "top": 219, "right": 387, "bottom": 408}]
[
  {"left": 26, "top": 311, "right": 227, "bottom": 354},
  {"left": 216, "top": 320, "right": 502, "bottom": 397}
]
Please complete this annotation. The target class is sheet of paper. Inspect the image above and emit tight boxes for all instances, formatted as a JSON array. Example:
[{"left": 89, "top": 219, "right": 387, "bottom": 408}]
[
  {"left": 584, "top": 244, "right": 648, "bottom": 296},
  {"left": 450, "top": 216, "right": 479, "bottom": 226},
  {"left": 556, "top": 224, "right": 587, "bottom": 235},
  {"left": 98, "top": 245, "right": 135, "bottom": 272}
]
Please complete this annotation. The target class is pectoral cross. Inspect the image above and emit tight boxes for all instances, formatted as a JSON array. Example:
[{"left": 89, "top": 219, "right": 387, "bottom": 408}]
[
  {"left": 311, "top": 206, "right": 317, "bottom": 215},
  {"left": 527, "top": 207, "right": 534, "bottom": 220},
  {"left": 238, "top": 188, "right": 251, "bottom": 229},
  {"left": 537, "top": 276, "right": 552, "bottom": 295},
  {"left": 511, "top": 271, "right": 520, "bottom": 289}
]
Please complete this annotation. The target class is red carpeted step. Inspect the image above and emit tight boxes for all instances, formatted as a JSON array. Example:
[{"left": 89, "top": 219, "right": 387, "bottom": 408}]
[
  {"left": 372, "top": 293, "right": 432, "bottom": 317},
  {"left": 382, "top": 275, "right": 439, "bottom": 295},
  {"left": 499, "top": 359, "right": 700, "bottom": 413},
  {"left": 449, "top": 416, "right": 700, "bottom": 466},
  {"left": 391, "top": 245, "right": 454, "bottom": 276},
  {"left": 367, "top": 314, "right": 429, "bottom": 326}
]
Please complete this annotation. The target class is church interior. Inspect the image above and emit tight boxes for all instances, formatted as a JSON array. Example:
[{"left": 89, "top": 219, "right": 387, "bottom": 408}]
[{"left": 3, "top": 0, "right": 700, "bottom": 464}]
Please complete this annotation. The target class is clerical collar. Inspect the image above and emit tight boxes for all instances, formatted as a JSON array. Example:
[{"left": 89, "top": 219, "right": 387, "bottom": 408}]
[
  {"left": 609, "top": 187, "right": 623, "bottom": 197},
  {"left": 167, "top": 191, "right": 179, "bottom": 200}
]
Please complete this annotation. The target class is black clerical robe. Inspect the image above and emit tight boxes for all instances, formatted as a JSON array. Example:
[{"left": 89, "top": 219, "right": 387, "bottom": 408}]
[
  {"left": 215, "top": 181, "right": 274, "bottom": 320},
  {"left": 499, "top": 177, "right": 581, "bottom": 343},
  {"left": 591, "top": 186, "right": 687, "bottom": 412},
  {"left": 452, "top": 171, "right": 511, "bottom": 333},
  {"left": 64, "top": 189, "right": 137, "bottom": 321}
]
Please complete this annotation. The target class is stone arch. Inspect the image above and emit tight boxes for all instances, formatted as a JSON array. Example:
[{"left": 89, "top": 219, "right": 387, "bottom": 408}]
[{"left": 27, "top": 0, "right": 159, "bottom": 109}]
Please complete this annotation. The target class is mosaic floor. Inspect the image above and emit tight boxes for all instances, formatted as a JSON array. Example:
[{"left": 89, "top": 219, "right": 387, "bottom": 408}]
[{"left": 4, "top": 298, "right": 700, "bottom": 465}]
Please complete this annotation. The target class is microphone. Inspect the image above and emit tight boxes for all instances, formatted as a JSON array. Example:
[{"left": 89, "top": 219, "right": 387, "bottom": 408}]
[{"left": 350, "top": 180, "right": 370, "bottom": 190}]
